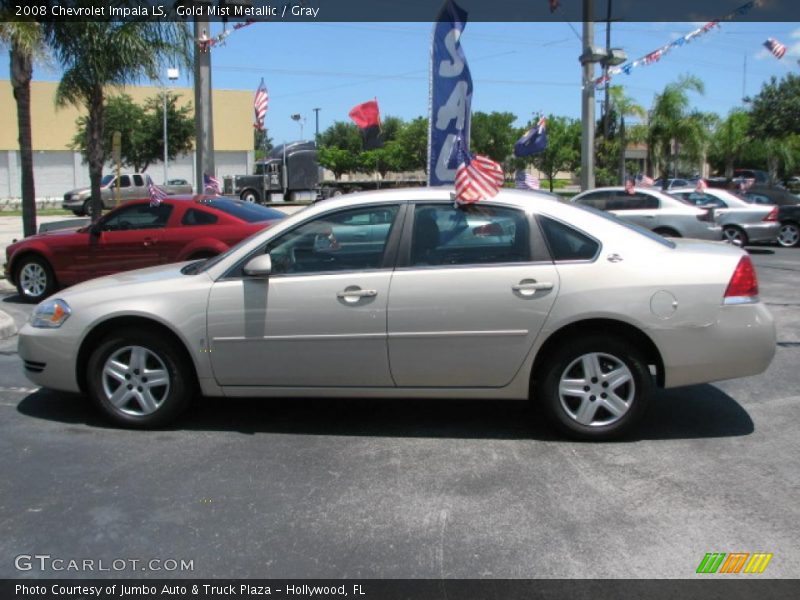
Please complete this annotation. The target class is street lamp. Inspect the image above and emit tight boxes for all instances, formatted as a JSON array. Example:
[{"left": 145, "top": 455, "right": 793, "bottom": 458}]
[
  {"left": 290, "top": 113, "right": 305, "bottom": 140},
  {"left": 163, "top": 67, "right": 180, "bottom": 185}
]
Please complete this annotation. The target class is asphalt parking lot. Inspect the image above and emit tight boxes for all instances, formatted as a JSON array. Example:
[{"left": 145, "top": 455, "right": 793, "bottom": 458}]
[{"left": 0, "top": 246, "right": 798, "bottom": 580}]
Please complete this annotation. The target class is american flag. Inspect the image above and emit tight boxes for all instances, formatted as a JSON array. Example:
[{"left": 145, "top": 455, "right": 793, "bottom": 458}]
[
  {"left": 203, "top": 173, "right": 222, "bottom": 195},
  {"left": 639, "top": 174, "right": 655, "bottom": 187},
  {"left": 253, "top": 78, "right": 269, "bottom": 131},
  {"left": 624, "top": 178, "right": 635, "bottom": 195},
  {"left": 148, "top": 183, "right": 168, "bottom": 207},
  {"left": 454, "top": 139, "right": 504, "bottom": 204},
  {"left": 764, "top": 38, "right": 787, "bottom": 60},
  {"left": 695, "top": 178, "right": 707, "bottom": 193},
  {"left": 515, "top": 170, "right": 540, "bottom": 190}
]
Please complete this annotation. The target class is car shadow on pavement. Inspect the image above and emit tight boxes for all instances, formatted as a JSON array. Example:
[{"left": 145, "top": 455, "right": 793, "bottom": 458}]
[
  {"left": 17, "top": 383, "right": 753, "bottom": 441},
  {"left": 746, "top": 247, "right": 775, "bottom": 255}
]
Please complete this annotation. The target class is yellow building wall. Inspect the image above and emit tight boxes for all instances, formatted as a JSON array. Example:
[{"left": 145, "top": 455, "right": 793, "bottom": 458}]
[{"left": 0, "top": 80, "right": 251, "bottom": 152}]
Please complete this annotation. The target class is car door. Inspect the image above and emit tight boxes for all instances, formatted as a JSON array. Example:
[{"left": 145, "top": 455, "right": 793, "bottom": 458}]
[
  {"left": 83, "top": 203, "right": 172, "bottom": 277},
  {"left": 607, "top": 191, "right": 660, "bottom": 229},
  {"left": 386, "top": 202, "right": 559, "bottom": 388},
  {"left": 205, "top": 203, "right": 405, "bottom": 388}
]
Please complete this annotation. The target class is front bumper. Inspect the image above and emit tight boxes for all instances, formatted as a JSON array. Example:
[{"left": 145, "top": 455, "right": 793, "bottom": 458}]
[{"left": 18, "top": 323, "right": 82, "bottom": 393}]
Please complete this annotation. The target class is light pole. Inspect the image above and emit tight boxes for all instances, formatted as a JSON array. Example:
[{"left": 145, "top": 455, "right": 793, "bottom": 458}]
[
  {"left": 313, "top": 107, "right": 321, "bottom": 143},
  {"left": 163, "top": 67, "right": 179, "bottom": 185},
  {"left": 291, "top": 113, "right": 306, "bottom": 140}
]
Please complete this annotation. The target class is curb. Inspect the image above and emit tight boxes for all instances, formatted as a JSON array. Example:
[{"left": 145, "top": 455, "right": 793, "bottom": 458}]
[{"left": 0, "top": 308, "right": 17, "bottom": 340}]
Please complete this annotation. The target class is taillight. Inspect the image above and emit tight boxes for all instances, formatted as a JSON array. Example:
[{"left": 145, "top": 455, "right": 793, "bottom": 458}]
[
  {"left": 723, "top": 256, "right": 759, "bottom": 304},
  {"left": 696, "top": 208, "right": 714, "bottom": 222},
  {"left": 763, "top": 207, "right": 778, "bottom": 222}
]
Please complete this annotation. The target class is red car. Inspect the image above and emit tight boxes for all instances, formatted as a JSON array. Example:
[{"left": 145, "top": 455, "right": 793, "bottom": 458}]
[{"left": 5, "top": 196, "right": 285, "bottom": 302}]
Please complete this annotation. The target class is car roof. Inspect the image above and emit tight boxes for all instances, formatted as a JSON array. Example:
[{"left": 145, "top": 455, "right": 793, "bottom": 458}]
[{"left": 669, "top": 187, "right": 751, "bottom": 206}]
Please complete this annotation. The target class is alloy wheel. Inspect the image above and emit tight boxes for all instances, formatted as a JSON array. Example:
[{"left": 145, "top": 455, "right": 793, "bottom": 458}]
[
  {"left": 101, "top": 346, "right": 171, "bottom": 416},
  {"left": 723, "top": 227, "right": 746, "bottom": 247},
  {"left": 19, "top": 263, "right": 47, "bottom": 298},
  {"left": 557, "top": 352, "right": 635, "bottom": 427},
  {"left": 777, "top": 223, "right": 799, "bottom": 248}
]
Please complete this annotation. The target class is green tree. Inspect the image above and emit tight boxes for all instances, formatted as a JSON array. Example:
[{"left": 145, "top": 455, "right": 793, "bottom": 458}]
[
  {"left": 647, "top": 74, "right": 706, "bottom": 178},
  {"left": 528, "top": 115, "right": 581, "bottom": 192},
  {"left": 394, "top": 116, "right": 429, "bottom": 173},
  {"left": 470, "top": 111, "right": 517, "bottom": 162},
  {"left": 45, "top": 21, "right": 189, "bottom": 221},
  {"left": 319, "top": 121, "right": 363, "bottom": 154},
  {"left": 0, "top": 22, "right": 44, "bottom": 237},
  {"left": 318, "top": 147, "right": 357, "bottom": 180},
  {"left": 254, "top": 129, "right": 274, "bottom": 161},
  {"left": 70, "top": 92, "right": 195, "bottom": 174},
  {"left": 359, "top": 142, "right": 407, "bottom": 177},
  {"left": 746, "top": 74, "right": 800, "bottom": 140},
  {"left": 708, "top": 109, "right": 750, "bottom": 178}
]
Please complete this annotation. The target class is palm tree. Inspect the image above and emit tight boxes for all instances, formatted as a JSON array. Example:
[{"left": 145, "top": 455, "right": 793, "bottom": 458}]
[
  {"left": 710, "top": 110, "right": 750, "bottom": 178},
  {"left": 0, "top": 22, "right": 43, "bottom": 238},
  {"left": 44, "top": 22, "right": 189, "bottom": 221},
  {"left": 607, "top": 86, "right": 646, "bottom": 182},
  {"left": 647, "top": 75, "right": 705, "bottom": 179}
]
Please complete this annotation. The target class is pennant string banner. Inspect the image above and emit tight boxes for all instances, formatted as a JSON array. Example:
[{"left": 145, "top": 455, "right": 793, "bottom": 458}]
[{"left": 591, "top": 0, "right": 765, "bottom": 89}]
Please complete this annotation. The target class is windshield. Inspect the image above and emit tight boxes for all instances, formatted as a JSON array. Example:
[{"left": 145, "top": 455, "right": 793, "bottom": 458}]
[
  {"left": 100, "top": 175, "right": 115, "bottom": 187},
  {"left": 203, "top": 198, "right": 286, "bottom": 223},
  {"left": 570, "top": 202, "right": 676, "bottom": 248}
]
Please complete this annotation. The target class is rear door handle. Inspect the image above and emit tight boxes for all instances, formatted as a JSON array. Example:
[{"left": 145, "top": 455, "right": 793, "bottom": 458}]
[
  {"left": 142, "top": 237, "right": 156, "bottom": 247},
  {"left": 337, "top": 287, "right": 378, "bottom": 303},
  {"left": 512, "top": 280, "right": 553, "bottom": 296}
]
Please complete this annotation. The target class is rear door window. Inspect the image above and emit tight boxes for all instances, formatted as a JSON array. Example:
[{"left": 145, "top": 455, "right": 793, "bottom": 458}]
[
  {"left": 608, "top": 192, "right": 659, "bottom": 210},
  {"left": 538, "top": 216, "right": 599, "bottom": 261},
  {"left": 575, "top": 191, "right": 610, "bottom": 210}
]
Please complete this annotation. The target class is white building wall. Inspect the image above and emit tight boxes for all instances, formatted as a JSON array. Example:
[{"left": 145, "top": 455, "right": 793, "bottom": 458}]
[{"left": 0, "top": 150, "right": 250, "bottom": 201}]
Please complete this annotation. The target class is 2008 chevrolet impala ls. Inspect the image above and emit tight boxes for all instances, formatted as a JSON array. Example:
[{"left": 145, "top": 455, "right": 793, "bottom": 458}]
[{"left": 18, "top": 188, "right": 776, "bottom": 440}]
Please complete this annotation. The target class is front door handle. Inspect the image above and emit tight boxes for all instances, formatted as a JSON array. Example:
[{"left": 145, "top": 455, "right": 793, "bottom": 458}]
[
  {"left": 142, "top": 237, "right": 156, "bottom": 247},
  {"left": 336, "top": 287, "right": 378, "bottom": 303},
  {"left": 512, "top": 279, "right": 553, "bottom": 296}
]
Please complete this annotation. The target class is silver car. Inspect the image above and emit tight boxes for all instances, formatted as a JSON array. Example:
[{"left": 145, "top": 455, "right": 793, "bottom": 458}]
[
  {"left": 572, "top": 186, "right": 722, "bottom": 241},
  {"left": 18, "top": 188, "right": 775, "bottom": 440},
  {"left": 670, "top": 187, "right": 780, "bottom": 246}
]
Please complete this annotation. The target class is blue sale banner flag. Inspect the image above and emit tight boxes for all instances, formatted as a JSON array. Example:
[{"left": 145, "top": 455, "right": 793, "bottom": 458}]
[{"left": 428, "top": 0, "right": 473, "bottom": 186}]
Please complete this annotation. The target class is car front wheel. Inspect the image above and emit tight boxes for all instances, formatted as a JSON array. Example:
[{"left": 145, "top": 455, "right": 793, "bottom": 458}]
[
  {"left": 15, "top": 255, "right": 56, "bottom": 303},
  {"left": 86, "top": 328, "right": 195, "bottom": 428},
  {"left": 535, "top": 335, "right": 653, "bottom": 440},
  {"left": 777, "top": 221, "right": 800, "bottom": 248}
]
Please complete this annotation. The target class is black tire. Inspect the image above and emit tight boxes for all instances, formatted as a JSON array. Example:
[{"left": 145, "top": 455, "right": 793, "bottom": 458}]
[
  {"left": 653, "top": 227, "right": 681, "bottom": 238},
  {"left": 86, "top": 328, "right": 196, "bottom": 428},
  {"left": 777, "top": 221, "right": 800, "bottom": 248},
  {"left": 240, "top": 189, "right": 260, "bottom": 203},
  {"left": 534, "top": 335, "right": 653, "bottom": 441},
  {"left": 81, "top": 199, "right": 92, "bottom": 217},
  {"left": 723, "top": 225, "right": 749, "bottom": 247},
  {"left": 14, "top": 254, "right": 57, "bottom": 303}
]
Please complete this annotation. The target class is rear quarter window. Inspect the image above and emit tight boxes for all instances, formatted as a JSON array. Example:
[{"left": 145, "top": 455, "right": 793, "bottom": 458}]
[{"left": 538, "top": 216, "right": 599, "bottom": 261}]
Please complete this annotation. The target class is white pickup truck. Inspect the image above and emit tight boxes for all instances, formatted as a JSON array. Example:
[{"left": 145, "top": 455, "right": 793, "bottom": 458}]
[{"left": 62, "top": 173, "right": 193, "bottom": 216}]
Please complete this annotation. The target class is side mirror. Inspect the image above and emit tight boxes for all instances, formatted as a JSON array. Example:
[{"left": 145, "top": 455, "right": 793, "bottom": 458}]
[{"left": 243, "top": 254, "right": 272, "bottom": 278}]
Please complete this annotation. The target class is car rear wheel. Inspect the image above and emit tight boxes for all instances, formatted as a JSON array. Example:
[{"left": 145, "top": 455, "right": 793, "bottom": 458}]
[
  {"left": 723, "top": 226, "right": 748, "bottom": 247},
  {"left": 534, "top": 335, "right": 653, "bottom": 440},
  {"left": 777, "top": 221, "right": 800, "bottom": 248},
  {"left": 15, "top": 255, "right": 56, "bottom": 303},
  {"left": 86, "top": 328, "right": 195, "bottom": 428}
]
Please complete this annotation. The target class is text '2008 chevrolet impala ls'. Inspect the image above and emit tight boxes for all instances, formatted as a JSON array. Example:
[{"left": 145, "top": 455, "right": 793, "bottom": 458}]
[{"left": 17, "top": 188, "right": 776, "bottom": 440}]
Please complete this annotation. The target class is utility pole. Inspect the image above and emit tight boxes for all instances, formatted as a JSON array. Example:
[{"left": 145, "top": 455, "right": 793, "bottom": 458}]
[
  {"left": 602, "top": 0, "right": 612, "bottom": 139},
  {"left": 313, "top": 107, "right": 321, "bottom": 143},
  {"left": 194, "top": 20, "right": 215, "bottom": 193},
  {"left": 581, "top": 0, "right": 596, "bottom": 191}
]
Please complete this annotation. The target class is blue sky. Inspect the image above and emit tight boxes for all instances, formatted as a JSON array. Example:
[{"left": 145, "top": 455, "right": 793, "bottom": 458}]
[{"left": 3, "top": 21, "right": 799, "bottom": 144}]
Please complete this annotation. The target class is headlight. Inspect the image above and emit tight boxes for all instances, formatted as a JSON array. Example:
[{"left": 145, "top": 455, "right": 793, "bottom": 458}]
[
  {"left": 31, "top": 299, "right": 72, "bottom": 329},
  {"left": 70, "top": 194, "right": 80, "bottom": 201}
]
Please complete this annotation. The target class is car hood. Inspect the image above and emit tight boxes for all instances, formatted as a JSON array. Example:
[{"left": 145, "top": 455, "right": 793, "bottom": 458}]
[
  {"left": 64, "top": 187, "right": 90, "bottom": 197},
  {"left": 62, "top": 262, "right": 207, "bottom": 297}
]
